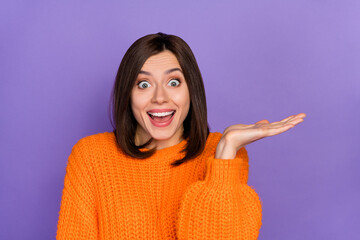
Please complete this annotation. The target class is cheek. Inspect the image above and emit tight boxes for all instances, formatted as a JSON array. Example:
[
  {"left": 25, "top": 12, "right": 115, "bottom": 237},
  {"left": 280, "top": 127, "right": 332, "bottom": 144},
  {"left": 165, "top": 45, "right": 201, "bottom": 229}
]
[
  {"left": 130, "top": 92, "right": 153, "bottom": 124},
  {"left": 173, "top": 89, "right": 190, "bottom": 115}
]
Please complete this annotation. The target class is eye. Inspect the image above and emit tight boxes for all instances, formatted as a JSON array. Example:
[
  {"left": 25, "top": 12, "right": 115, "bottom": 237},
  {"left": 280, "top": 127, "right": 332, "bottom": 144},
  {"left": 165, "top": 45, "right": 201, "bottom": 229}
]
[
  {"left": 138, "top": 81, "right": 151, "bottom": 89},
  {"left": 168, "top": 79, "right": 181, "bottom": 87}
]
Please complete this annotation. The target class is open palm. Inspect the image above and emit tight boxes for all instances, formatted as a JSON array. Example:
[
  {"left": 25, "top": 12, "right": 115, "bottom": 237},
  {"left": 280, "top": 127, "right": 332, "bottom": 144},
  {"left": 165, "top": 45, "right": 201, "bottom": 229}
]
[{"left": 215, "top": 113, "right": 307, "bottom": 159}]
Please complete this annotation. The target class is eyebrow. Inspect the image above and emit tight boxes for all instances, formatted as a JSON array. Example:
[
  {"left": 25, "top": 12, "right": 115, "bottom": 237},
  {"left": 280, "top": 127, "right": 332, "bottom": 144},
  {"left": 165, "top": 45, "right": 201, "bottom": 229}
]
[{"left": 138, "top": 68, "right": 183, "bottom": 76}]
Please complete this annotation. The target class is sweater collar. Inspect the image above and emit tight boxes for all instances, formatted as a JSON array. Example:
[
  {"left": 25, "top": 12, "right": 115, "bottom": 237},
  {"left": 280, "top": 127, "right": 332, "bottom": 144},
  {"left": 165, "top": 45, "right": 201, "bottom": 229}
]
[{"left": 140, "top": 138, "right": 187, "bottom": 154}]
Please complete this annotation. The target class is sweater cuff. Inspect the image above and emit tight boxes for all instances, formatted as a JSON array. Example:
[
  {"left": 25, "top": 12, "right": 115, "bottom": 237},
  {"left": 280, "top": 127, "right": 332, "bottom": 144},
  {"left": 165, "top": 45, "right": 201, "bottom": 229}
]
[{"left": 204, "top": 156, "right": 243, "bottom": 185}]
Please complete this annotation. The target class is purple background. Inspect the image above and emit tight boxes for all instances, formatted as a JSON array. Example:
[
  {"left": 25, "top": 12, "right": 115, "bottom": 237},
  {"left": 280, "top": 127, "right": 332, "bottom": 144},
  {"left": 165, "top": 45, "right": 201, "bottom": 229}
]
[{"left": 1, "top": 1, "right": 359, "bottom": 239}]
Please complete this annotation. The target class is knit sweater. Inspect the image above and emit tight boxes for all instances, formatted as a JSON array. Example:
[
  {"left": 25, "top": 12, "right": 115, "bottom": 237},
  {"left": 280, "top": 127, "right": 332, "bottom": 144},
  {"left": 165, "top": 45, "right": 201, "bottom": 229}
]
[{"left": 56, "top": 131, "right": 262, "bottom": 239}]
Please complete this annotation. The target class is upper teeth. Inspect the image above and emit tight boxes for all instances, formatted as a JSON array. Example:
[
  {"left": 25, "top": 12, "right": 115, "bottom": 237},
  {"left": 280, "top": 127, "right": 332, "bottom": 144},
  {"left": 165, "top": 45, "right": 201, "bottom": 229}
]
[{"left": 148, "top": 111, "right": 174, "bottom": 117}]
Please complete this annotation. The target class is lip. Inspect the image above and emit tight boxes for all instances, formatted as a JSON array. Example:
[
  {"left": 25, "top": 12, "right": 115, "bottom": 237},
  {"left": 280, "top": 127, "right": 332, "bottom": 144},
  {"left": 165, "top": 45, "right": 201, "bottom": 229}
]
[
  {"left": 147, "top": 110, "right": 176, "bottom": 127},
  {"left": 147, "top": 108, "right": 175, "bottom": 113}
]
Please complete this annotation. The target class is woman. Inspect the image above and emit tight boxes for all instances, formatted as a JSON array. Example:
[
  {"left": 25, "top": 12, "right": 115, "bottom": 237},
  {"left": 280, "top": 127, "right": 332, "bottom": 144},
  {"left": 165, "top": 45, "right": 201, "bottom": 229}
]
[{"left": 56, "top": 32, "right": 306, "bottom": 239}]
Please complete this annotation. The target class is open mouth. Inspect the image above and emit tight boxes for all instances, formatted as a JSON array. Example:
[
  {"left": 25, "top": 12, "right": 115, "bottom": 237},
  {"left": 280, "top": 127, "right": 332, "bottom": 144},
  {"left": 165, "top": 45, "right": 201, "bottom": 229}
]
[
  {"left": 147, "top": 110, "right": 176, "bottom": 122},
  {"left": 146, "top": 110, "right": 176, "bottom": 127}
]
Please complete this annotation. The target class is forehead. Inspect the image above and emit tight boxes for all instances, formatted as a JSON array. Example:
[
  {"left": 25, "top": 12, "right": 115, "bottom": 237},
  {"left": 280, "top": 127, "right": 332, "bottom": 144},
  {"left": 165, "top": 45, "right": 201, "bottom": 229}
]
[{"left": 141, "top": 50, "right": 181, "bottom": 70}]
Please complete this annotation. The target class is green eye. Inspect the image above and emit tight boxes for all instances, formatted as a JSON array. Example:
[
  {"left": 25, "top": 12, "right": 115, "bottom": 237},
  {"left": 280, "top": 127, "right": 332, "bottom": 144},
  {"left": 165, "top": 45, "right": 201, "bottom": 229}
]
[
  {"left": 138, "top": 81, "right": 151, "bottom": 89},
  {"left": 168, "top": 79, "right": 180, "bottom": 87}
]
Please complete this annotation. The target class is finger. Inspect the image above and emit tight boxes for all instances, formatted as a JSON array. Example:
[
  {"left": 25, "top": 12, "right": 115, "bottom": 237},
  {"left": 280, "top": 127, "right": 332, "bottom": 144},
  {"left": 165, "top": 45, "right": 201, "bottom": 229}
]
[
  {"left": 265, "top": 124, "right": 296, "bottom": 136},
  {"left": 290, "top": 113, "right": 307, "bottom": 120},
  {"left": 280, "top": 113, "right": 306, "bottom": 123},
  {"left": 297, "top": 113, "right": 307, "bottom": 118},
  {"left": 288, "top": 118, "right": 305, "bottom": 126},
  {"left": 267, "top": 118, "right": 303, "bottom": 129},
  {"left": 280, "top": 115, "right": 296, "bottom": 123}
]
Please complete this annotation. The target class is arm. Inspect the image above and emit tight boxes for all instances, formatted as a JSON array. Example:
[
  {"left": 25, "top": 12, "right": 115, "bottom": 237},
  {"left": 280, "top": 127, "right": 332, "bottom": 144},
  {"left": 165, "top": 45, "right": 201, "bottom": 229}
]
[
  {"left": 56, "top": 139, "right": 98, "bottom": 240},
  {"left": 176, "top": 147, "right": 262, "bottom": 240},
  {"left": 176, "top": 113, "right": 306, "bottom": 239}
]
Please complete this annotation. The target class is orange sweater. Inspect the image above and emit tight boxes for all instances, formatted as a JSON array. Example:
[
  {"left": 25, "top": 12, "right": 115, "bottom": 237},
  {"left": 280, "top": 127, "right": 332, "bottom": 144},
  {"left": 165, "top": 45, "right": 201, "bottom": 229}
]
[{"left": 56, "top": 131, "right": 262, "bottom": 239}]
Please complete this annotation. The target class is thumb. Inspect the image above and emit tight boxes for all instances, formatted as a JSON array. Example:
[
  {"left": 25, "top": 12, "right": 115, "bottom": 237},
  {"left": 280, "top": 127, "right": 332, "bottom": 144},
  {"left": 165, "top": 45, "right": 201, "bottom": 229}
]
[{"left": 255, "top": 119, "right": 270, "bottom": 124}]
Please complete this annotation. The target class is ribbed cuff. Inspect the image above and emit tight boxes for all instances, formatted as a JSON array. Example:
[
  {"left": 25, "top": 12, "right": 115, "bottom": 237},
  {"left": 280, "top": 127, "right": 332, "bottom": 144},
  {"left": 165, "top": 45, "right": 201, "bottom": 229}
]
[{"left": 204, "top": 156, "right": 243, "bottom": 185}]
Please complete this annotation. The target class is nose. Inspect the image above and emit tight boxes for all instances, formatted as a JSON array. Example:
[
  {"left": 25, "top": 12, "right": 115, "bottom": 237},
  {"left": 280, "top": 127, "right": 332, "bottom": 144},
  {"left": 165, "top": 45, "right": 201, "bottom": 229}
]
[{"left": 151, "top": 85, "right": 169, "bottom": 104}]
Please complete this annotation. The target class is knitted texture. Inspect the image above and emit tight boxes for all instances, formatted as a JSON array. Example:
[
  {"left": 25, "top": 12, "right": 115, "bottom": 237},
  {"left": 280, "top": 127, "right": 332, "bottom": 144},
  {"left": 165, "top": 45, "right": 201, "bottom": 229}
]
[{"left": 56, "top": 132, "right": 262, "bottom": 239}]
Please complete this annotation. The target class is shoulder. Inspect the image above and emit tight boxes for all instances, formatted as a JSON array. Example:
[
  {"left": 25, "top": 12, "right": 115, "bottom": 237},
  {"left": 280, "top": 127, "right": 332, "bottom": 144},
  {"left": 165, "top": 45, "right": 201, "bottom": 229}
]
[
  {"left": 72, "top": 131, "right": 117, "bottom": 155},
  {"left": 207, "top": 132, "right": 222, "bottom": 145},
  {"left": 67, "top": 131, "right": 122, "bottom": 171},
  {"left": 64, "top": 132, "right": 115, "bottom": 185},
  {"left": 77, "top": 131, "right": 114, "bottom": 145},
  {"left": 201, "top": 132, "right": 222, "bottom": 155}
]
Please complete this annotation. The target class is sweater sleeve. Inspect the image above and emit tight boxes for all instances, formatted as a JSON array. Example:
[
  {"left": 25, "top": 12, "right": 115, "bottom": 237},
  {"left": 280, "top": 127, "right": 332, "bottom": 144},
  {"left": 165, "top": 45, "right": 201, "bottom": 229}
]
[
  {"left": 176, "top": 147, "right": 262, "bottom": 240},
  {"left": 56, "top": 139, "right": 98, "bottom": 240}
]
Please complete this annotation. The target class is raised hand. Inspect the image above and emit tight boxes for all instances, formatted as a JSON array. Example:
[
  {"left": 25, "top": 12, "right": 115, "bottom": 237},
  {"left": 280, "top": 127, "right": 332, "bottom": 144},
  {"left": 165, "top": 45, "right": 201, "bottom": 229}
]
[{"left": 215, "top": 113, "right": 307, "bottom": 159}]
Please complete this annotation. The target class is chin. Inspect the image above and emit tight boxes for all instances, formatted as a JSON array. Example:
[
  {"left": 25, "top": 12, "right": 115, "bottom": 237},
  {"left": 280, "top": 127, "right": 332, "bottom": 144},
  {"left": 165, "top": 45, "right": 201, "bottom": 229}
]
[
  {"left": 142, "top": 112, "right": 181, "bottom": 141},
  {"left": 148, "top": 129, "right": 177, "bottom": 141}
]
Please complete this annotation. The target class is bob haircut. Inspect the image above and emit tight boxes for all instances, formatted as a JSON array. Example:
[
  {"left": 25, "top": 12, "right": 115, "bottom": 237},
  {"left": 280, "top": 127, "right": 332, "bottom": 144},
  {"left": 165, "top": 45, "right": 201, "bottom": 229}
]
[{"left": 110, "top": 32, "right": 209, "bottom": 167}]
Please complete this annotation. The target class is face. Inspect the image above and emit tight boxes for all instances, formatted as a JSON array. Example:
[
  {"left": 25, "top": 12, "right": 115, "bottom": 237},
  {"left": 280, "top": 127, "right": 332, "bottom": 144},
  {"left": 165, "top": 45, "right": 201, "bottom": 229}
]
[{"left": 130, "top": 50, "right": 190, "bottom": 149}]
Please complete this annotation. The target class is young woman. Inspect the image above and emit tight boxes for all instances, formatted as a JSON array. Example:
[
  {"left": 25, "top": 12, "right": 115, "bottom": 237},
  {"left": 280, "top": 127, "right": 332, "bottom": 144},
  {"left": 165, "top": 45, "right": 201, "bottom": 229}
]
[{"left": 56, "top": 32, "right": 306, "bottom": 240}]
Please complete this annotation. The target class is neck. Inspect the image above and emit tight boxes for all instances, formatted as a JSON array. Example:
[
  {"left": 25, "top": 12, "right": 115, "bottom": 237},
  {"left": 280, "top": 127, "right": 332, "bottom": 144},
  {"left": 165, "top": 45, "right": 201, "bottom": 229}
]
[{"left": 135, "top": 126, "right": 184, "bottom": 150}]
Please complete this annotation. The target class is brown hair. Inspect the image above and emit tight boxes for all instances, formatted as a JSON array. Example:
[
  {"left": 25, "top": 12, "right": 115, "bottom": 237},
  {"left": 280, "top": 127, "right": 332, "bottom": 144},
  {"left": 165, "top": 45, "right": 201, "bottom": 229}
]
[{"left": 109, "top": 32, "right": 209, "bottom": 167}]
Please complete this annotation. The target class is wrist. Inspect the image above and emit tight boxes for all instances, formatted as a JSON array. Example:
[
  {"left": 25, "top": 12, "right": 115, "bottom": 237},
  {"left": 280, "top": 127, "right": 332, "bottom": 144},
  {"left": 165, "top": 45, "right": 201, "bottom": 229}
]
[{"left": 215, "top": 138, "right": 237, "bottom": 159}]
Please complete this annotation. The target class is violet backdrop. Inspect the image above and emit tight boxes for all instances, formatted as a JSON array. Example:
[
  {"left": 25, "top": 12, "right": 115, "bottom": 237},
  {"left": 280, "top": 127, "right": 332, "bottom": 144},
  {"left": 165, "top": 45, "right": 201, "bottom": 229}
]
[{"left": 0, "top": 0, "right": 359, "bottom": 239}]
